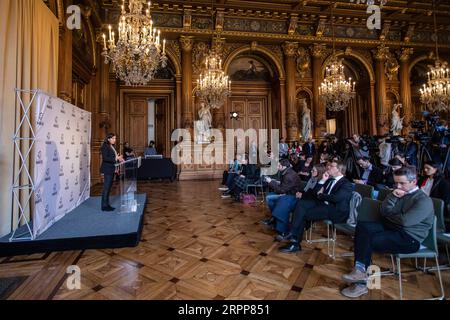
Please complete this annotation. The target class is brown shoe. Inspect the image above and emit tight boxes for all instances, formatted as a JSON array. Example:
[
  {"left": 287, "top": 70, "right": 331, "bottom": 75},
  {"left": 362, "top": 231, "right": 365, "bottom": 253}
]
[
  {"left": 341, "top": 284, "right": 368, "bottom": 298},
  {"left": 342, "top": 268, "right": 367, "bottom": 283}
]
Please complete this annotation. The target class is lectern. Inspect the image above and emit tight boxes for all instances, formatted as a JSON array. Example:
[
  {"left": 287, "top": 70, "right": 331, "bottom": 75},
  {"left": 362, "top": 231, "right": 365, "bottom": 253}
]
[{"left": 115, "top": 157, "right": 142, "bottom": 213}]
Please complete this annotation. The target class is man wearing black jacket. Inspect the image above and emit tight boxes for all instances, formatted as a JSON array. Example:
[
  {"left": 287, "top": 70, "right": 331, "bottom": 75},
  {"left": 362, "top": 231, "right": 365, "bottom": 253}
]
[
  {"left": 354, "top": 157, "right": 385, "bottom": 189},
  {"left": 278, "top": 160, "right": 354, "bottom": 253}
]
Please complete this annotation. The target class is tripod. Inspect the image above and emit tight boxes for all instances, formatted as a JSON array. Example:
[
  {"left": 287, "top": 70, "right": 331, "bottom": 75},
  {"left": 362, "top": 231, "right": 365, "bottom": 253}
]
[
  {"left": 343, "top": 145, "right": 361, "bottom": 179},
  {"left": 417, "top": 142, "right": 433, "bottom": 172}
]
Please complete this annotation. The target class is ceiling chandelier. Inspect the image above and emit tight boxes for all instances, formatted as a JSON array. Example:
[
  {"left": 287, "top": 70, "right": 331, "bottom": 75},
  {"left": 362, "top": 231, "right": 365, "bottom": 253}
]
[
  {"left": 195, "top": 1, "right": 231, "bottom": 109},
  {"left": 319, "top": 3, "right": 356, "bottom": 112},
  {"left": 419, "top": 0, "right": 450, "bottom": 112},
  {"left": 101, "top": 0, "right": 167, "bottom": 86}
]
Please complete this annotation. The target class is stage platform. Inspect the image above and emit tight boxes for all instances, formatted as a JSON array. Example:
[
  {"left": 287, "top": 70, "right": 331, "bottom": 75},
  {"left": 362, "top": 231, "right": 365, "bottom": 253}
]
[{"left": 0, "top": 194, "right": 147, "bottom": 257}]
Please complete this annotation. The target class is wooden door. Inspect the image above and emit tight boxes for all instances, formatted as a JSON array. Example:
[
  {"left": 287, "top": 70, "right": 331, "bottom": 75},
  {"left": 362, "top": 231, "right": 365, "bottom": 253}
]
[
  {"left": 155, "top": 99, "right": 167, "bottom": 156},
  {"left": 228, "top": 97, "right": 267, "bottom": 130},
  {"left": 126, "top": 95, "right": 148, "bottom": 155}
]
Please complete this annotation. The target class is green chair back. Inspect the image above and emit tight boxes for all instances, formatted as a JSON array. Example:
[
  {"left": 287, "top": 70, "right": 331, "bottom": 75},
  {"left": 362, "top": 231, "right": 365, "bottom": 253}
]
[
  {"left": 357, "top": 197, "right": 381, "bottom": 223},
  {"left": 431, "top": 198, "right": 446, "bottom": 234},
  {"left": 421, "top": 216, "right": 438, "bottom": 255},
  {"left": 355, "top": 184, "right": 374, "bottom": 199}
]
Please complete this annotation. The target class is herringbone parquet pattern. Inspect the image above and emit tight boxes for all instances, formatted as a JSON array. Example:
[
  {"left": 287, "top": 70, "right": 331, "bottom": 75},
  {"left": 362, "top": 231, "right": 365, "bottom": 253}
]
[{"left": 1, "top": 180, "right": 449, "bottom": 300}]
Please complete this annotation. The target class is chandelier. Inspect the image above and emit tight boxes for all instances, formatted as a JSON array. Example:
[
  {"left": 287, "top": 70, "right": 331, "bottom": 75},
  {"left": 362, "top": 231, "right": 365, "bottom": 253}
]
[
  {"left": 196, "top": 49, "right": 231, "bottom": 109},
  {"left": 101, "top": 0, "right": 167, "bottom": 86},
  {"left": 195, "top": 0, "right": 231, "bottom": 109},
  {"left": 319, "top": 3, "right": 356, "bottom": 112},
  {"left": 419, "top": 0, "right": 450, "bottom": 112}
]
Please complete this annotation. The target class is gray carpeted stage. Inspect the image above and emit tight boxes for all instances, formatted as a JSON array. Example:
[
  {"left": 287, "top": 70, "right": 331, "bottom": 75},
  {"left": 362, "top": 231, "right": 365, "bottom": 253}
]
[{"left": 0, "top": 194, "right": 147, "bottom": 257}]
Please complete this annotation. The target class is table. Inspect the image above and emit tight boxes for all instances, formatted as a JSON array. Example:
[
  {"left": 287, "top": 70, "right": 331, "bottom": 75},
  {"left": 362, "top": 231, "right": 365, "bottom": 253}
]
[{"left": 137, "top": 158, "right": 177, "bottom": 181}]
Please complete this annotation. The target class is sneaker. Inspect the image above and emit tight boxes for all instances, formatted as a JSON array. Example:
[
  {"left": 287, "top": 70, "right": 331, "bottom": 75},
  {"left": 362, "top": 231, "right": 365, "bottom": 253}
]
[
  {"left": 341, "top": 283, "right": 368, "bottom": 298},
  {"left": 260, "top": 217, "right": 275, "bottom": 226},
  {"left": 342, "top": 268, "right": 368, "bottom": 283},
  {"left": 274, "top": 232, "right": 291, "bottom": 242},
  {"left": 278, "top": 241, "right": 301, "bottom": 253},
  {"left": 221, "top": 194, "right": 231, "bottom": 199},
  {"left": 218, "top": 187, "right": 229, "bottom": 191}
]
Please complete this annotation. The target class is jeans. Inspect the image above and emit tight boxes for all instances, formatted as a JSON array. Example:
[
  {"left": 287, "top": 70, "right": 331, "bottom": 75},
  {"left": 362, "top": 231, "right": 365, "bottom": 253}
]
[
  {"left": 265, "top": 192, "right": 284, "bottom": 212},
  {"left": 272, "top": 195, "right": 298, "bottom": 233},
  {"left": 354, "top": 221, "right": 420, "bottom": 268},
  {"left": 101, "top": 174, "right": 114, "bottom": 208},
  {"left": 226, "top": 173, "right": 238, "bottom": 190}
]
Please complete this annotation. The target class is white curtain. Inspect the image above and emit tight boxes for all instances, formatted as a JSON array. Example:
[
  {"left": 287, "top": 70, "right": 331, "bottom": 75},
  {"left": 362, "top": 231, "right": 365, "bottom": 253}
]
[{"left": 0, "top": 0, "right": 59, "bottom": 237}]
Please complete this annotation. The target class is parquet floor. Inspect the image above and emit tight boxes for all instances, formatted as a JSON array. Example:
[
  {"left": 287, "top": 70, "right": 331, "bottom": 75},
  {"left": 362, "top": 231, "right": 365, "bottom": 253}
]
[{"left": 1, "top": 180, "right": 449, "bottom": 300}]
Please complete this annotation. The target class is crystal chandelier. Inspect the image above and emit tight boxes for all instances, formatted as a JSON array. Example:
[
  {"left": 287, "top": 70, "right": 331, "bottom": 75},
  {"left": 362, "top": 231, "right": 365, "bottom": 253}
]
[
  {"left": 101, "top": 0, "right": 167, "bottom": 86},
  {"left": 196, "top": 49, "right": 231, "bottom": 109},
  {"left": 319, "top": 3, "right": 356, "bottom": 112},
  {"left": 419, "top": 0, "right": 450, "bottom": 112},
  {"left": 195, "top": 1, "right": 231, "bottom": 109}
]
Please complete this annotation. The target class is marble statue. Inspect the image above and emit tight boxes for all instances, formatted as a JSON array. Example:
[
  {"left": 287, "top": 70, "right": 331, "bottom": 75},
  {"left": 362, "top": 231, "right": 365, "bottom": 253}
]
[
  {"left": 300, "top": 99, "right": 312, "bottom": 141},
  {"left": 390, "top": 103, "right": 404, "bottom": 135},
  {"left": 196, "top": 102, "right": 212, "bottom": 143}
]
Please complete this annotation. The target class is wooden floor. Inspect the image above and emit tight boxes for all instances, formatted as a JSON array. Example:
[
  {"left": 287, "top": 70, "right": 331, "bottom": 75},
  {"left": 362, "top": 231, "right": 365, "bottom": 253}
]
[{"left": 1, "top": 180, "right": 449, "bottom": 300}]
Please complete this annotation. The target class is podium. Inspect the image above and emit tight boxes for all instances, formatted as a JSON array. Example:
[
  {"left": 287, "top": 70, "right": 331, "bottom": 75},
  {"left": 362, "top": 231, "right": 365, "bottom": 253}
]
[{"left": 116, "top": 157, "right": 142, "bottom": 213}]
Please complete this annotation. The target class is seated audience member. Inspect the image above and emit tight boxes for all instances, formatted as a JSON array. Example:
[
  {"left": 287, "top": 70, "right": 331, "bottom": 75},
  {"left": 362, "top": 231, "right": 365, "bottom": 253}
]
[
  {"left": 144, "top": 141, "right": 157, "bottom": 156},
  {"left": 261, "top": 159, "right": 302, "bottom": 227},
  {"left": 272, "top": 164, "right": 328, "bottom": 241},
  {"left": 298, "top": 155, "right": 314, "bottom": 181},
  {"left": 303, "top": 138, "right": 316, "bottom": 158},
  {"left": 278, "top": 160, "right": 354, "bottom": 253},
  {"left": 123, "top": 142, "right": 136, "bottom": 160},
  {"left": 289, "top": 154, "right": 302, "bottom": 173},
  {"left": 420, "top": 161, "right": 450, "bottom": 224},
  {"left": 353, "top": 157, "right": 384, "bottom": 188},
  {"left": 279, "top": 138, "right": 289, "bottom": 159},
  {"left": 221, "top": 155, "right": 245, "bottom": 197},
  {"left": 319, "top": 152, "right": 330, "bottom": 165},
  {"left": 227, "top": 157, "right": 260, "bottom": 200},
  {"left": 340, "top": 166, "right": 434, "bottom": 298},
  {"left": 220, "top": 155, "right": 242, "bottom": 190},
  {"left": 382, "top": 158, "right": 403, "bottom": 189}
]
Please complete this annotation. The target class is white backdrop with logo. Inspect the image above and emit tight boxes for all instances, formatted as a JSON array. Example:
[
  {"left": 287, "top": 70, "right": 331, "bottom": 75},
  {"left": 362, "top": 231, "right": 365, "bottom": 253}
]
[{"left": 33, "top": 93, "right": 91, "bottom": 238}]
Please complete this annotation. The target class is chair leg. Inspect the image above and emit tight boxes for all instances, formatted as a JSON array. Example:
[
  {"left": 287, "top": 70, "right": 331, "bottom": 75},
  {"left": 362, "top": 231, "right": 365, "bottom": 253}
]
[
  {"left": 397, "top": 258, "right": 403, "bottom": 300},
  {"left": 433, "top": 255, "right": 445, "bottom": 300}
]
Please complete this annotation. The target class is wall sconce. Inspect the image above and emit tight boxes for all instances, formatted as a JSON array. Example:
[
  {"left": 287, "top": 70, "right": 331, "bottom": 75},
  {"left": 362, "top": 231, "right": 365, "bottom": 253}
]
[{"left": 230, "top": 111, "right": 239, "bottom": 119}]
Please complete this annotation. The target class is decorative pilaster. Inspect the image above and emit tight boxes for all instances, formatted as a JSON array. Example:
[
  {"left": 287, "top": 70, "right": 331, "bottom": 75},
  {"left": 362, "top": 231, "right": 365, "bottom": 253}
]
[
  {"left": 180, "top": 36, "right": 194, "bottom": 129},
  {"left": 398, "top": 48, "right": 414, "bottom": 133},
  {"left": 311, "top": 43, "right": 327, "bottom": 138},
  {"left": 283, "top": 41, "right": 299, "bottom": 141},
  {"left": 373, "top": 44, "right": 389, "bottom": 135}
]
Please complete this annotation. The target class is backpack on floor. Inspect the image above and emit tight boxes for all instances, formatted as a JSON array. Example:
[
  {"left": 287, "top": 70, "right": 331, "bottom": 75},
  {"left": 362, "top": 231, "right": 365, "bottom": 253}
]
[{"left": 240, "top": 193, "right": 257, "bottom": 205}]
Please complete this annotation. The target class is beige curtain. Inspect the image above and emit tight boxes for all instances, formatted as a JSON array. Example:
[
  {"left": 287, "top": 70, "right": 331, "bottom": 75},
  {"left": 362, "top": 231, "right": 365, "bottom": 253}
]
[{"left": 0, "top": 0, "right": 58, "bottom": 237}]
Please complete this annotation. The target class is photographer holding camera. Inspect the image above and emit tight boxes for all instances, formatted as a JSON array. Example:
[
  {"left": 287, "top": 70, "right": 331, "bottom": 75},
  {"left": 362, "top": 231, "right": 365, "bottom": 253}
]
[{"left": 347, "top": 134, "right": 370, "bottom": 159}]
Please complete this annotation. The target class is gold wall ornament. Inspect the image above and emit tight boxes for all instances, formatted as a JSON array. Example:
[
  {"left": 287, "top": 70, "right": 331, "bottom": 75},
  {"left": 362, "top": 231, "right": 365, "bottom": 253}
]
[
  {"left": 288, "top": 14, "right": 298, "bottom": 35},
  {"left": 193, "top": 42, "right": 210, "bottom": 74},
  {"left": 311, "top": 43, "right": 327, "bottom": 58},
  {"left": 404, "top": 23, "right": 415, "bottom": 43},
  {"left": 296, "top": 47, "right": 311, "bottom": 78},
  {"left": 179, "top": 35, "right": 194, "bottom": 51},
  {"left": 385, "top": 52, "right": 399, "bottom": 80},
  {"left": 101, "top": 0, "right": 168, "bottom": 86},
  {"left": 183, "top": 8, "right": 192, "bottom": 30},
  {"left": 373, "top": 44, "right": 389, "bottom": 61},
  {"left": 316, "top": 19, "right": 326, "bottom": 38},
  {"left": 398, "top": 47, "right": 414, "bottom": 62},
  {"left": 282, "top": 42, "right": 298, "bottom": 57}
]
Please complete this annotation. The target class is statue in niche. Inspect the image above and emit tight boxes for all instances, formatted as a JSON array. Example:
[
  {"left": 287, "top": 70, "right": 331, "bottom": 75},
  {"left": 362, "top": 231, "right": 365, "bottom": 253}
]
[
  {"left": 195, "top": 102, "right": 212, "bottom": 144},
  {"left": 300, "top": 99, "right": 312, "bottom": 142},
  {"left": 390, "top": 103, "right": 404, "bottom": 135}
]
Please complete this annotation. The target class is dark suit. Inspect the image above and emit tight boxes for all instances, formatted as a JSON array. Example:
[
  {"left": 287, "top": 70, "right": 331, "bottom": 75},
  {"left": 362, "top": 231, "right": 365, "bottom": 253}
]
[
  {"left": 101, "top": 143, "right": 117, "bottom": 208},
  {"left": 303, "top": 143, "right": 315, "bottom": 157},
  {"left": 419, "top": 176, "right": 450, "bottom": 222},
  {"left": 354, "top": 164, "right": 384, "bottom": 188},
  {"left": 290, "top": 176, "right": 354, "bottom": 241}
]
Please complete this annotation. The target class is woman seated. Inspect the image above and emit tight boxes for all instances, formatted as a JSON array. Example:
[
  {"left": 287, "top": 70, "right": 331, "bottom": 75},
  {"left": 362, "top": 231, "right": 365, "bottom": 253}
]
[
  {"left": 223, "top": 155, "right": 260, "bottom": 200},
  {"left": 219, "top": 155, "right": 242, "bottom": 191},
  {"left": 419, "top": 161, "right": 450, "bottom": 230},
  {"left": 298, "top": 155, "right": 314, "bottom": 181},
  {"left": 144, "top": 141, "right": 157, "bottom": 156}
]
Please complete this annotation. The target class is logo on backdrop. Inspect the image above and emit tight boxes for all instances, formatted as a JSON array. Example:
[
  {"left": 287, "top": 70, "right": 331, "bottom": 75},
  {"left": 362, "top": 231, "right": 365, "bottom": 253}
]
[
  {"left": 80, "top": 112, "right": 84, "bottom": 121},
  {"left": 53, "top": 150, "right": 59, "bottom": 162},
  {"left": 66, "top": 120, "right": 71, "bottom": 130},
  {"left": 46, "top": 132, "right": 52, "bottom": 144},
  {"left": 65, "top": 179, "right": 69, "bottom": 190},
  {"left": 58, "top": 197, "right": 63, "bottom": 209},
  {"left": 80, "top": 136, "right": 84, "bottom": 145},
  {"left": 53, "top": 116, "right": 59, "bottom": 128},
  {"left": 72, "top": 109, "right": 76, "bottom": 118},
  {"left": 59, "top": 165, "right": 64, "bottom": 177},
  {"left": 83, "top": 124, "right": 87, "bottom": 133},
  {"left": 75, "top": 148, "right": 79, "bottom": 159},
  {"left": 71, "top": 163, "right": 75, "bottom": 174},
  {"left": 37, "top": 112, "right": 45, "bottom": 126},
  {"left": 70, "top": 191, "right": 74, "bottom": 203},
  {"left": 76, "top": 122, "right": 80, "bottom": 132},
  {"left": 52, "top": 183, "right": 58, "bottom": 196},
  {"left": 71, "top": 135, "right": 75, "bottom": 145},
  {"left": 65, "top": 149, "right": 70, "bottom": 160},
  {"left": 45, "top": 168, "right": 51, "bottom": 181},
  {"left": 75, "top": 176, "right": 79, "bottom": 186},
  {"left": 60, "top": 133, "right": 65, "bottom": 145},
  {"left": 36, "top": 150, "right": 43, "bottom": 165},
  {"left": 35, "top": 189, "right": 42, "bottom": 204},
  {"left": 44, "top": 205, "right": 50, "bottom": 219},
  {"left": 46, "top": 99, "right": 53, "bottom": 110},
  {"left": 60, "top": 103, "right": 66, "bottom": 114}
]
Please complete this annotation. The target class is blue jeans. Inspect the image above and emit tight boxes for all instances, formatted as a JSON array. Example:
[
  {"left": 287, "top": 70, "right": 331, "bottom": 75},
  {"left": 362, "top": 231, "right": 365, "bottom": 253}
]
[
  {"left": 272, "top": 195, "right": 298, "bottom": 233},
  {"left": 226, "top": 173, "right": 238, "bottom": 190},
  {"left": 265, "top": 193, "right": 283, "bottom": 212}
]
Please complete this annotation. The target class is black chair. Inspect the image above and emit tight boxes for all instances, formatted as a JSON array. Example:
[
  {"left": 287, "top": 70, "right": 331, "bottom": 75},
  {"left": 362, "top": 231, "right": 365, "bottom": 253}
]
[
  {"left": 354, "top": 183, "right": 374, "bottom": 199},
  {"left": 377, "top": 188, "right": 392, "bottom": 201}
]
